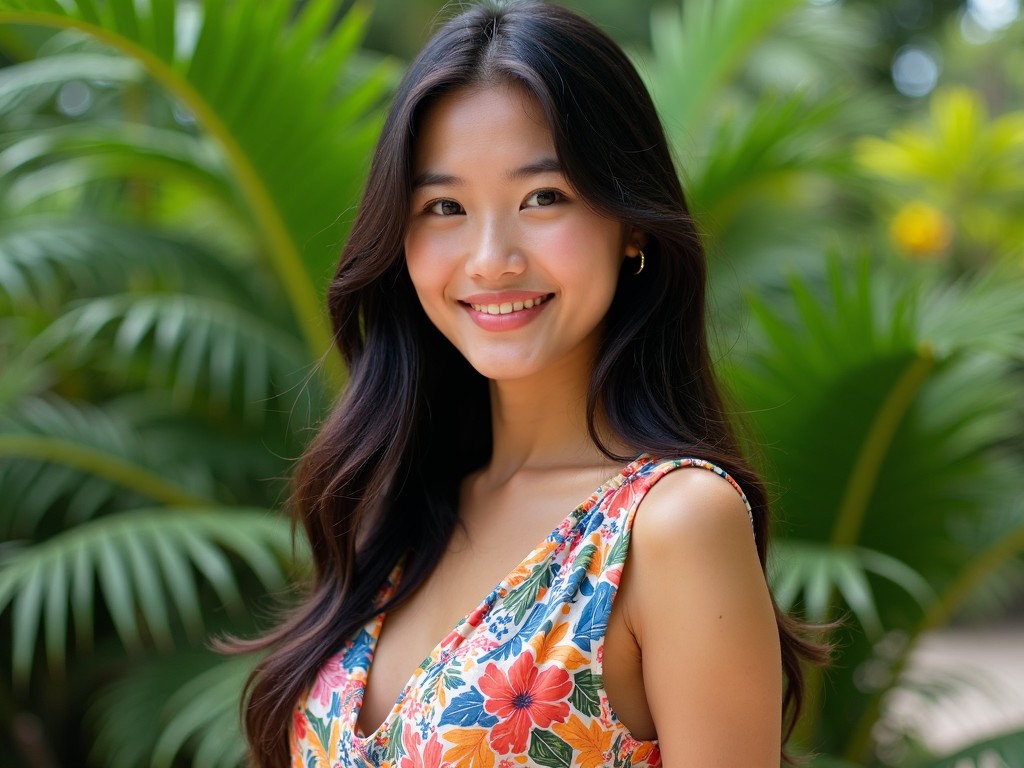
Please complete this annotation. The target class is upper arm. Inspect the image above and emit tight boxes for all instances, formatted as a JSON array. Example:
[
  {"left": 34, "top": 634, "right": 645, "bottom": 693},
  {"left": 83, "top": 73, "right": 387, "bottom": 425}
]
[{"left": 626, "top": 468, "right": 782, "bottom": 767}]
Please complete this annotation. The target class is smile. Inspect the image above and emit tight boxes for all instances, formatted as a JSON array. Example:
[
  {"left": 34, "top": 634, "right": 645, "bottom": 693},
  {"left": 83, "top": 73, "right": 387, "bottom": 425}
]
[{"left": 467, "top": 294, "right": 550, "bottom": 315}]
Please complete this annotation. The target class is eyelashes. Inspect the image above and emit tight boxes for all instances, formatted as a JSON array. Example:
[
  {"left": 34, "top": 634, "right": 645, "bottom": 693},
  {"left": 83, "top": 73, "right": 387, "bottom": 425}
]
[
  {"left": 523, "top": 189, "right": 564, "bottom": 207},
  {"left": 422, "top": 188, "right": 567, "bottom": 216},
  {"left": 427, "top": 199, "right": 464, "bottom": 216}
]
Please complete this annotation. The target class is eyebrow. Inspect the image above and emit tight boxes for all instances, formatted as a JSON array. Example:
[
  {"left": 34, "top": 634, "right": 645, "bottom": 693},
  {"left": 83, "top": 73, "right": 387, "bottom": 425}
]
[{"left": 411, "top": 157, "right": 563, "bottom": 189}]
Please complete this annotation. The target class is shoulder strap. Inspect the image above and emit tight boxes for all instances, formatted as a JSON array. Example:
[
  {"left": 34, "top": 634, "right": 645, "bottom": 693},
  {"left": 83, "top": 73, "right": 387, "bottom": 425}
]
[{"left": 626, "top": 457, "right": 754, "bottom": 534}]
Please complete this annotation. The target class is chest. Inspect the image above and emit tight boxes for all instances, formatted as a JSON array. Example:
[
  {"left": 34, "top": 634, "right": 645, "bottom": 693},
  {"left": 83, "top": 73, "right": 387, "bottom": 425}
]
[
  {"left": 290, "top": 458, "right": 665, "bottom": 767},
  {"left": 359, "top": 484, "right": 598, "bottom": 734}
]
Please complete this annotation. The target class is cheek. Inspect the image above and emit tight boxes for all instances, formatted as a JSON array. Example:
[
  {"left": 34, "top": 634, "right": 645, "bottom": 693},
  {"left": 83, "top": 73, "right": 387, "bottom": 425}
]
[
  {"left": 541, "top": 220, "right": 624, "bottom": 288},
  {"left": 404, "top": 228, "right": 446, "bottom": 301}
]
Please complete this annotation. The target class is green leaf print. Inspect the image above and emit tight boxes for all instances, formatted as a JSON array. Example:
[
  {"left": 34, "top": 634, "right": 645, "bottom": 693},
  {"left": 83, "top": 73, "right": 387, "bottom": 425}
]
[
  {"left": 529, "top": 728, "right": 573, "bottom": 768},
  {"left": 441, "top": 660, "right": 465, "bottom": 690},
  {"left": 572, "top": 542, "right": 598, "bottom": 575},
  {"left": 606, "top": 529, "right": 631, "bottom": 568},
  {"left": 612, "top": 734, "right": 632, "bottom": 768},
  {"left": 570, "top": 669, "right": 603, "bottom": 717},
  {"left": 304, "top": 708, "right": 332, "bottom": 754},
  {"left": 504, "top": 561, "right": 553, "bottom": 622},
  {"left": 384, "top": 718, "right": 403, "bottom": 761}
]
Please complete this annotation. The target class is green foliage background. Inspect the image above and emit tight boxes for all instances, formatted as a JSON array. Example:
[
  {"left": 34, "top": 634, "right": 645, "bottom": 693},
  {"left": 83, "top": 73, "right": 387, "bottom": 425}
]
[{"left": 0, "top": 1, "right": 1022, "bottom": 766}]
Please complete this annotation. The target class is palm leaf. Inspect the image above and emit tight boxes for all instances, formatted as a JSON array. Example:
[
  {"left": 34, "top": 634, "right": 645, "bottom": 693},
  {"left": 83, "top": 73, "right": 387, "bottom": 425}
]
[
  {"left": 0, "top": 506, "right": 291, "bottom": 682},
  {"left": 686, "top": 90, "right": 845, "bottom": 234},
  {"left": 0, "top": 0, "right": 396, "bottom": 363},
  {"left": 0, "top": 217, "right": 256, "bottom": 315},
  {"left": 742, "top": 2, "right": 877, "bottom": 94},
  {"left": 30, "top": 291, "right": 312, "bottom": 417},
  {"left": 0, "top": 50, "right": 142, "bottom": 119},
  {"left": 0, "top": 395, "right": 213, "bottom": 536},
  {"left": 86, "top": 649, "right": 249, "bottom": 768},
  {"left": 728, "top": 256, "right": 1024, "bottom": 750},
  {"left": 641, "top": 0, "right": 806, "bottom": 143},
  {"left": 151, "top": 654, "right": 251, "bottom": 768},
  {"left": 0, "top": 122, "right": 233, "bottom": 209},
  {"left": 923, "top": 729, "right": 1024, "bottom": 768},
  {"left": 771, "top": 540, "right": 935, "bottom": 636}
]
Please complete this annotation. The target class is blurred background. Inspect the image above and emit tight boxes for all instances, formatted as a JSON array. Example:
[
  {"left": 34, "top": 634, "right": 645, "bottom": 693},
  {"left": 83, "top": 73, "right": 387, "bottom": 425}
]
[{"left": 0, "top": 0, "right": 1021, "bottom": 766}]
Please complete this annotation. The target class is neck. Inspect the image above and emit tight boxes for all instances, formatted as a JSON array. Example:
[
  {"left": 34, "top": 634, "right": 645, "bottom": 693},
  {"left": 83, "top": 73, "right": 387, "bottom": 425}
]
[{"left": 484, "top": 354, "right": 626, "bottom": 482}]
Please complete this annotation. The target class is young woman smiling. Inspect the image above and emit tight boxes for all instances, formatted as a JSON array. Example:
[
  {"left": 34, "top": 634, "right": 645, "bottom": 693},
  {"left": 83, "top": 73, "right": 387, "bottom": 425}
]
[{"left": 237, "top": 3, "right": 824, "bottom": 766}]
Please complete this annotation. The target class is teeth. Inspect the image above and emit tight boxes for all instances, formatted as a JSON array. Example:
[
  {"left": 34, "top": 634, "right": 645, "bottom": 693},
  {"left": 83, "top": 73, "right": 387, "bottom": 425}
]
[{"left": 470, "top": 295, "right": 548, "bottom": 315}]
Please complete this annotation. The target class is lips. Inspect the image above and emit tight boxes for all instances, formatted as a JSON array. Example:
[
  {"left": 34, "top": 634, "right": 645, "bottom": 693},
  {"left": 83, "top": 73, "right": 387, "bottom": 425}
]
[
  {"left": 467, "top": 294, "right": 549, "bottom": 315},
  {"left": 459, "top": 291, "right": 554, "bottom": 330}
]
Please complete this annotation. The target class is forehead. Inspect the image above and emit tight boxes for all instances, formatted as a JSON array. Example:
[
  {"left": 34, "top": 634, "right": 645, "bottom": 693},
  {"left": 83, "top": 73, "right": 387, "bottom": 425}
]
[{"left": 411, "top": 83, "right": 556, "bottom": 171}]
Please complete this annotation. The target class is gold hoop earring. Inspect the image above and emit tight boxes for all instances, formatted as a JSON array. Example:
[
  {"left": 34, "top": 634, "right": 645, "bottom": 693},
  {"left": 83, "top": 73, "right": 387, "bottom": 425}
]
[{"left": 632, "top": 249, "right": 645, "bottom": 276}]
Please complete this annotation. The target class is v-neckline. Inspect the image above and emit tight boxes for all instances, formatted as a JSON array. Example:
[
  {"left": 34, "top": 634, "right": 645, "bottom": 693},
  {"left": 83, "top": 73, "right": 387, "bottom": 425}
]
[{"left": 352, "top": 454, "right": 649, "bottom": 743}]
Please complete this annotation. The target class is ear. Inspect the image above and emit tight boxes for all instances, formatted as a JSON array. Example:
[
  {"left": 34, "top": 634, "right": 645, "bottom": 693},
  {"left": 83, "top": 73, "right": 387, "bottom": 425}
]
[{"left": 624, "top": 226, "right": 649, "bottom": 258}]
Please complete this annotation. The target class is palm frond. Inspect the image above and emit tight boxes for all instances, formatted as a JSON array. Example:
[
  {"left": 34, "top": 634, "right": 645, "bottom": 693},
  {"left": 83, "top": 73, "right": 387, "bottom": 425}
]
[
  {"left": 922, "top": 728, "right": 1024, "bottom": 768},
  {"left": 742, "top": 2, "right": 877, "bottom": 95},
  {"left": 151, "top": 654, "right": 251, "bottom": 768},
  {"left": 641, "top": 0, "right": 806, "bottom": 140},
  {"left": 0, "top": 216, "right": 270, "bottom": 314},
  {"left": 731, "top": 255, "right": 1024, "bottom": 750},
  {"left": 0, "top": 50, "right": 142, "bottom": 121},
  {"left": 0, "top": 395, "right": 213, "bottom": 536},
  {"left": 771, "top": 540, "right": 935, "bottom": 636},
  {"left": 686, "top": 90, "right": 844, "bottom": 234},
  {"left": 0, "top": 506, "right": 292, "bottom": 682},
  {"left": 0, "top": 0, "right": 394, "bottom": 361},
  {"left": 86, "top": 650, "right": 249, "bottom": 768},
  {"left": 918, "top": 262, "right": 1024, "bottom": 359},
  {"left": 732, "top": 257, "right": 1024, "bottom": 566},
  {"left": 30, "top": 291, "right": 312, "bottom": 418},
  {"left": 0, "top": 122, "right": 233, "bottom": 210}
]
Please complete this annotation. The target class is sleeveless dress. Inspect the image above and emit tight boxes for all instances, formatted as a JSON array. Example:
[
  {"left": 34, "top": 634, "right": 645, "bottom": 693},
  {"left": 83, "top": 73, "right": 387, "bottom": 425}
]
[{"left": 290, "top": 455, "right": 752, "bottom": 768}]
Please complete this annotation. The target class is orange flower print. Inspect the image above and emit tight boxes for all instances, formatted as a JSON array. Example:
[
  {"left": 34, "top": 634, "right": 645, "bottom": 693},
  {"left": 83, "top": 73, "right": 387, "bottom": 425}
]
[
  {"left": 552, "top": 715, "right": 613, "bottom": 768},
  {"left": 478, "top": 651, "right": 571, "bottom": 753}
]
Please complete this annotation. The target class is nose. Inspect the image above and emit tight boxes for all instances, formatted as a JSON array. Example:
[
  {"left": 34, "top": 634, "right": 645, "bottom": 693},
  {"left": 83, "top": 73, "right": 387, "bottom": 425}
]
[{"left": 464, "top": 215, "right": 526, "bottom": 281}]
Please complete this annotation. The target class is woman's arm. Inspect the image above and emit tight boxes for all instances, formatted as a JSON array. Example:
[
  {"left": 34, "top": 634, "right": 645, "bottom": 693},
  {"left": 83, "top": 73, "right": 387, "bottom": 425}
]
[{"left": 626, "top": 468, "right": 783, "bottom": 766}]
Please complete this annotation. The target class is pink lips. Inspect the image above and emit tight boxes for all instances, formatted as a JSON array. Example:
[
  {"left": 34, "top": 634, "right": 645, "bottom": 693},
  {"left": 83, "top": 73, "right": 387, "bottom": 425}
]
[{"left": 460, "top": 291, "right": 553, "bottom": 331}]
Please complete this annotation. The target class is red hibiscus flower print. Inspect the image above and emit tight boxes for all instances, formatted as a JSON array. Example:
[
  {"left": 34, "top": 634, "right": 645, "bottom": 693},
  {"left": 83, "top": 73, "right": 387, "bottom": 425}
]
[
  {"left": 291, "top": 707, "right": 307, "bottom": 740},
  {"left": 400, "top": 727, "right": 443, "bottom": 768},
  {"left": 478, "top": 651, "right": 571, "bottom": 753}
]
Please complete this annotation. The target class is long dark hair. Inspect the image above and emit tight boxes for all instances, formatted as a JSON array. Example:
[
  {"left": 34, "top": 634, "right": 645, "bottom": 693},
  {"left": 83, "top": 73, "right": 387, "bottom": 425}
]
[{"left": 236, "top": 2, "right": 824, "bottom": 765}]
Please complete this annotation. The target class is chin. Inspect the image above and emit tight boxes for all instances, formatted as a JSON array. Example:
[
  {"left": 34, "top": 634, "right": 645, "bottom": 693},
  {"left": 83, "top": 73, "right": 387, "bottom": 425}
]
[{"left": 459, "top": 351, "right": 545, "bottom": 383}]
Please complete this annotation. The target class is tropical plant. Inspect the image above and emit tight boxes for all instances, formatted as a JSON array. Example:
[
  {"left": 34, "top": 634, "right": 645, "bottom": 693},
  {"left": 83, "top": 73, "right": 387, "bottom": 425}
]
[
  {"left": 856, "top": 86, "right": 1024, "bottom": 264},
  {"left": 0, "top": 0, "right": 396, "bottom": 764},
  {"left": 2, "top": 0, "right": 1022, "bottom": 766},
  {"left": 638, "top": 1, "right": 1024, "bottom": 765},
  {"left": 727, "top": 256, "right": 1024, "bottom": 765}
]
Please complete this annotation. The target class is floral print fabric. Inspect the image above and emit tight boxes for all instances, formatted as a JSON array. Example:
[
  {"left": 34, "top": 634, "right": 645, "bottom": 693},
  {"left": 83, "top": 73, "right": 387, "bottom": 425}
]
[{"left": 290, "top": 456, "right": 751, "bottom": 768}]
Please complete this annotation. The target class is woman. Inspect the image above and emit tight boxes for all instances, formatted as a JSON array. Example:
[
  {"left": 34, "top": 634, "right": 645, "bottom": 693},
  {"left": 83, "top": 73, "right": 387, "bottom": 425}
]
[{"left": 239, "top": 2, "right": 821, "bottom": 766}]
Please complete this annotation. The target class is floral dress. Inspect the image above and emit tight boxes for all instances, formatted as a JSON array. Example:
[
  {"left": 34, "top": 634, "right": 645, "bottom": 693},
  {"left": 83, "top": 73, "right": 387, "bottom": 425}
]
[{"left": 290, "top": 456, "right": 751, "bottom": 768}]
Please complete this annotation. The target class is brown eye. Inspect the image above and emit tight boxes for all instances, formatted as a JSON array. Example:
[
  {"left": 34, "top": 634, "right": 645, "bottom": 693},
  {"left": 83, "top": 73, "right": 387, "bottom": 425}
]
[
  {"left": 525, "top": 189, "right": 561, "bottom": 208},
  {"left": 429, "top": 199, "right": 464, "bottom": 215}
]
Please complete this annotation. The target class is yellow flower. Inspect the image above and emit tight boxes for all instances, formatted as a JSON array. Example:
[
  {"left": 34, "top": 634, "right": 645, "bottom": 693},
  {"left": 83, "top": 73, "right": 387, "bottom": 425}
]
[{"left": 889, "top": 201, "right": 953, "bottom": 257}]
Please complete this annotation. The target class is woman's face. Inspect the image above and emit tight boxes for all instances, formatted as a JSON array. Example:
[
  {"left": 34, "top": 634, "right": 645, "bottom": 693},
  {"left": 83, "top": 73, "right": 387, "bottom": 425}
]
[{"left": 404, "top": 83, "right": 641, "bottom": 383}]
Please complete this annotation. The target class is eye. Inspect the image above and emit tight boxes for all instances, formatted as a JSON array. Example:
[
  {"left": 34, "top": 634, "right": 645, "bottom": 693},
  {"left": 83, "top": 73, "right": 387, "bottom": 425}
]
[
  {"left": 428, "top": 199, "right": 464, "bottom": 216},
  {"left": 523, "top": 189, "right": 563, "bottom": 208}
]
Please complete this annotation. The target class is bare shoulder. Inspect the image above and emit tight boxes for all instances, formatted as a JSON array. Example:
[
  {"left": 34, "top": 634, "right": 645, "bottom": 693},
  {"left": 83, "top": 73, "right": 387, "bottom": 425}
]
[
  {"left": 621, "top": 464, "right": 782, "bottom": 764},
  {"left": 629, "top": 464, "right": 756, "bottom": 560}
]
